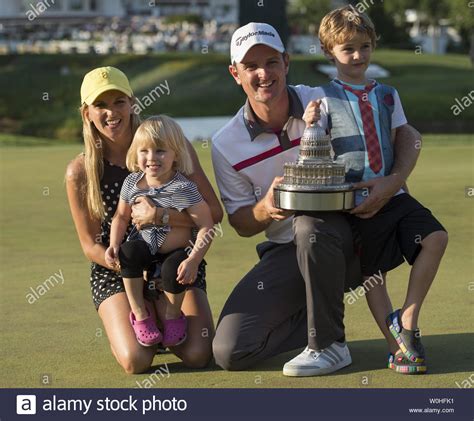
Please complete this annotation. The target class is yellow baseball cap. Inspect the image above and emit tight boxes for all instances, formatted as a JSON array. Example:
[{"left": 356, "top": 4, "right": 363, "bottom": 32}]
[{"left": 80, "top": 66, "right": 133, "bottom": 105}]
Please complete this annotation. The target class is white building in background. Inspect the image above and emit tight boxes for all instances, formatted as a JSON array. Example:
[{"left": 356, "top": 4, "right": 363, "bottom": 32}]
[
  {"left": 405, "top": 9, "right": 461, "bottom": 55},
  {"left": 124, "top": 0, "right": 237, "bottom": 23},
  {"left": 0, "top": 0, "right": 125, "bottom": 19},
  {"left": 0, "top": 0, "right": 238, "bottom": 23}
]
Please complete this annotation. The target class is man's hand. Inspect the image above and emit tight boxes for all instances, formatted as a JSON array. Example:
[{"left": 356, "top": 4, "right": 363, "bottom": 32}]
[
  {"left": 302, "top": 100, "right": 321, "bottom": 128},
  {"left": 131, "top": 196, "right": 158, "bottom": 229},
  {"left": 264, "top": 176, "right": 294, "bottom": 221},
  {"left": 350, "top": 174, "right": 404, "bottom": 219}
]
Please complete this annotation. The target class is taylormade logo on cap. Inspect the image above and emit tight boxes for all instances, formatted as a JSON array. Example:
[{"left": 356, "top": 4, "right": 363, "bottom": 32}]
[
  {"left": 235, "top": 30, "right": 276, "bottom": 46},
  {"left": 231, "top": 22, "right": 285, "bottom": 64}
]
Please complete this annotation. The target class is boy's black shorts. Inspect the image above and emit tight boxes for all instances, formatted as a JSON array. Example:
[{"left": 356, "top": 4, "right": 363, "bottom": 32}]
[{"left": 349, "top": 193, "right": 446, "bottom": 277}]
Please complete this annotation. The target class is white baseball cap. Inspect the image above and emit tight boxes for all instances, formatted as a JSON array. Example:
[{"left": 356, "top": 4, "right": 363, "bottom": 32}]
[{"left": 230, "top": 22, "right": 285, "bottom": 64}]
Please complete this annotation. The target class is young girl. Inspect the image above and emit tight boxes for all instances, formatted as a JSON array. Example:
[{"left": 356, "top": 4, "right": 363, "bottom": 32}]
[{"left": 105, "top": 115, "right": 214, "bottom": 348}]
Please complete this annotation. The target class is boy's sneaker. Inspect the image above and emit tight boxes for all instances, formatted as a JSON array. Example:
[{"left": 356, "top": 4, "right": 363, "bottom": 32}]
[
  {"left": 283, "top": 341, "right": 352, "bottom": 377},
  {"left": 388, "top": 351, "right": 427, "bottom": 374},
  {"left": 386, "top": 309, "right": 425, "bottom": 363}
]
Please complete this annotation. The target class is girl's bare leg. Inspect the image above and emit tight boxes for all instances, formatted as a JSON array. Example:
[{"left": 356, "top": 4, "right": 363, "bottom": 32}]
[
  {"left": 154, "top": 288, "right": 214, "bottom": 368},
  {"left": 122, "top": 276, "right": 149, "bottom": 321},
  {"left": 161, "top": 291, "right": 186, "bottom": 320}
]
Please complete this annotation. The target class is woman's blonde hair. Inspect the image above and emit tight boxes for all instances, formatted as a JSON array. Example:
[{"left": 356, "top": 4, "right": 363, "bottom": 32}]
[
  {"left": 80, "top": 102, "right": 141, "bottom": 220},
  {"left": 126, "top": 115, "right": 193, "bottom": 176},
  {"left": 319, "top": 5, "right": 377, "bottom": 54}
]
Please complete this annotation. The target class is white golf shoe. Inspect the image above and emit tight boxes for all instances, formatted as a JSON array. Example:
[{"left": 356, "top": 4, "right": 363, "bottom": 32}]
[{"left": 283, "top": 341, "right": 352, "bottom": 377}]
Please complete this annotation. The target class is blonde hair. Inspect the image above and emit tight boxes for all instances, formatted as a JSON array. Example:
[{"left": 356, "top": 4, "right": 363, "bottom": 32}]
[
  {"left": 319, "top": 5, "right": 377, "bottom": 54},
  {"left": 80, "top": 102, "right": 141, "bottom": 220},
  {"left": 126, "top": 115, "right": 193, "bottom": 176}
]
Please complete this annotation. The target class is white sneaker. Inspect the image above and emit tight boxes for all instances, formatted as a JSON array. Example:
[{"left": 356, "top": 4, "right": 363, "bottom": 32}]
[{"left": 283, "top": 341, "right": 352, "bottom": 377}]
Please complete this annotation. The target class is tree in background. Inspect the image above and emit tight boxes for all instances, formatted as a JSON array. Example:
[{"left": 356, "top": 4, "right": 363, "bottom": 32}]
[
  {"left": 287, "top": 0, "right": 332, "bottom": 35},
  {"left": 348, "top": 1, "right": 413, "bottom": 49},
  {"left": 382, "top": 0, "right": 472, "bottom": 55},
  {"left": 288, "top": 0, "right": 473, "bottom": 58},
  {"left": 448, "top": 0, "right": 474, "bottom": 63},
  {"left": 289, "top": 0, "right": 413, "bottom": 48}
]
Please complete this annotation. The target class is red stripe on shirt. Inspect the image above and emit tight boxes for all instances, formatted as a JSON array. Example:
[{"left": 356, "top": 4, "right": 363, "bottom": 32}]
[{"left": 232, "top": 137, "right": 301, "bottom": 171}]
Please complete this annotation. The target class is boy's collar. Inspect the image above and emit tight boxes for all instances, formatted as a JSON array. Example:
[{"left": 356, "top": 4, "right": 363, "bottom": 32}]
[
  {"left": 333, "top": 78, "right": 377, "bottom": 89},
  {"left": 243, "top": 86, "right": 304, "bottom": 141}
]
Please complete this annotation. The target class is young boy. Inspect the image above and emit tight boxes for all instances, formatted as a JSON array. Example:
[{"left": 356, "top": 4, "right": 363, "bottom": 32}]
[{"left": 305, "top": 5, "right": 448, "bottom": 374}]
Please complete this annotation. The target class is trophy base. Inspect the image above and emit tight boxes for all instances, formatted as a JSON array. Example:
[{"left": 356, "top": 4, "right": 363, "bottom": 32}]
[{"left": 274, "top": 186, "right": 355, "bottom": 211}]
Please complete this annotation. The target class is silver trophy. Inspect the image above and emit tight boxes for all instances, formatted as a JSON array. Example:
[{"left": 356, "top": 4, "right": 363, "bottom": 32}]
[{"left": 274, "top": 124, "right": 355, "bottom": 211}]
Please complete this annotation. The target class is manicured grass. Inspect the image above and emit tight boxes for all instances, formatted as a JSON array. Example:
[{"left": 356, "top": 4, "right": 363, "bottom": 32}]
[
  {"left": 0, "top": 135, "right": 473, "bottom": 388},
  {"left": 0, "top": 51, "right": 472, "bottom": 140}
]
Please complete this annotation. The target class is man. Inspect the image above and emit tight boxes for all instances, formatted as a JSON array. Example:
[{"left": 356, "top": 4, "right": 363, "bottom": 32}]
[{"left": 211, "top": 22, "right": 421, "bottom": 376}]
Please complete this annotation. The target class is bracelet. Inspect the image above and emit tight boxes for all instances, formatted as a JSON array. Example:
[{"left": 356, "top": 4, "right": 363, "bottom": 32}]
[{"left": 161, "top": 208, "right": 170, "bottom": 225}]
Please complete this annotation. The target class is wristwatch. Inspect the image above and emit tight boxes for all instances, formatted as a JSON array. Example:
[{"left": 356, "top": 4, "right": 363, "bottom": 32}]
[{"left": 160, "top": 208, "right": 170, "bottom": 225}]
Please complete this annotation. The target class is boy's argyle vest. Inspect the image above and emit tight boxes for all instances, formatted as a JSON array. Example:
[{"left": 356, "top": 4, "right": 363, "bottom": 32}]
[{"left": 322, "top": 80, "right": 396, "bottom": 182}]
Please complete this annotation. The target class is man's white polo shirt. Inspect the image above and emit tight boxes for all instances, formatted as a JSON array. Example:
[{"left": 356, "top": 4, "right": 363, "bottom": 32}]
[{"left": 212, "top": 84, "right": 324, "bottom": 244}]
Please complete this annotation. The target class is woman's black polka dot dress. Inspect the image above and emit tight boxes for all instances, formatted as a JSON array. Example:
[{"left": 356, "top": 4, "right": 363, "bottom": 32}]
[{"left": 90, "top": 159, "right": 207, "bottom": 310}]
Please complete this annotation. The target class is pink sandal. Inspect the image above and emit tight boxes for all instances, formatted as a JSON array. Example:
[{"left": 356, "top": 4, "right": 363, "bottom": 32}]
[
  {"left": 129, "top": 307, "right": 162, "bottom": 347},
  {"left": 162, "top": 312, "right": 187, "bottom": 347}
]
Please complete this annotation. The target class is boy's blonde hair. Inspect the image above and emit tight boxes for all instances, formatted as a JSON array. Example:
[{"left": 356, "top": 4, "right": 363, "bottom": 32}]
[
  {"left": 126, "top": 115, "right": 193, "bottom": 175},
  {"left": 319, "top": 5, "right": 377, "bottom": 54}
]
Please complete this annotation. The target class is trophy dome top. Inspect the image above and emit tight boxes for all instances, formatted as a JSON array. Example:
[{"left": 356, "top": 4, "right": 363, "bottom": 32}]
[{"left": 301, "top": 124, "right": 329, "bottom": 142}]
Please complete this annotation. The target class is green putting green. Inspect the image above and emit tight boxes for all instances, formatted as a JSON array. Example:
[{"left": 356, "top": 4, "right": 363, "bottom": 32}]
[{"left": 0, "top": 134, "right": 472, "bottom": 388}]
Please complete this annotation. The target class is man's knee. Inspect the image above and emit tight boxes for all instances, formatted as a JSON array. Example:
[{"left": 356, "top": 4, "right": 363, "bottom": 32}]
[
  {"left": 213, "top": 326, "right": 252, "bottom": 371},
  {"left": 212, "top": 330, "right": 236, "bottom": 371}
]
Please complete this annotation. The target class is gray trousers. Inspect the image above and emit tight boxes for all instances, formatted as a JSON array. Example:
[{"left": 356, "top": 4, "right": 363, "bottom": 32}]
[{"left": 213, "top": 212, "right": 361, "bottom": 371}]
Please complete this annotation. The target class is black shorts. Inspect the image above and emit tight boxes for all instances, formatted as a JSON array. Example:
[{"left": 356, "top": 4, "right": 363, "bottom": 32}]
[{"left": 349, "top": 193, "right": 446, "bottom": 277}]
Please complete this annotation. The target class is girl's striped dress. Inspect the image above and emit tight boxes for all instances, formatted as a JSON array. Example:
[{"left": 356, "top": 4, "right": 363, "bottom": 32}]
[{"left": 120, "top": 171, "right": 203, "bottom": 255}]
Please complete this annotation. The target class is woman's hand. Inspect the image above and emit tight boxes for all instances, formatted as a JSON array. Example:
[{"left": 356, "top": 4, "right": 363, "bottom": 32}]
[
  {"left": 302, "top": 100, "right": 321, "bottom": 128},
  {"left": 104, "top": 246, "right": 120, "bottom": 271},
  {"left": 131, "top": 196, "right": 159, "bottom": 229},
  {"left": 176, "top": 257, "right": 199, "bottom": 285}
]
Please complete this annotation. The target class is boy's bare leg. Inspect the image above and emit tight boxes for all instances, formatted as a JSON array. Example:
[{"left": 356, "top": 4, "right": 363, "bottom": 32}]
[
  {"left": 400, "top": 231, "right": 448, "bottom": 330},
  {"left": 364, "top": 273, "right": 399, "bottom": 354},
  {"left": 123, "top": 277, "right": 148, "bottom": 321}
]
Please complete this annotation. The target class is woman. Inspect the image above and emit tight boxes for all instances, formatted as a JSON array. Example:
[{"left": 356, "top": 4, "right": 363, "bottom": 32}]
[{"left": 66, "top": 66, "right": 223, "bottom": 374}]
